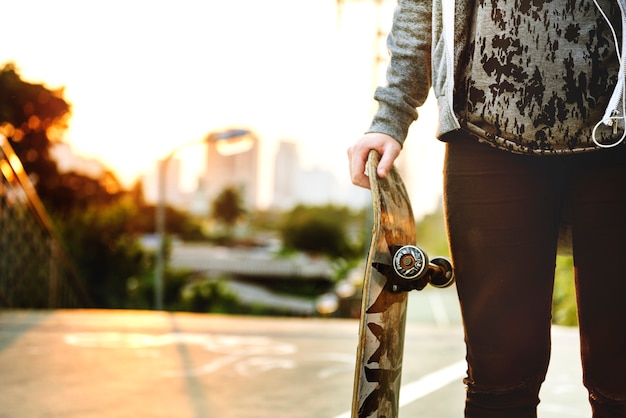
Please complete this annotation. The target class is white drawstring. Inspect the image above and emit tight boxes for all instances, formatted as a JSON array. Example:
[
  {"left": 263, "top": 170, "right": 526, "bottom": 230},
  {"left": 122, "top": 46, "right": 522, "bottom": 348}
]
[{"left": 593, "top": 0, "right": 626, "bottom": 148}]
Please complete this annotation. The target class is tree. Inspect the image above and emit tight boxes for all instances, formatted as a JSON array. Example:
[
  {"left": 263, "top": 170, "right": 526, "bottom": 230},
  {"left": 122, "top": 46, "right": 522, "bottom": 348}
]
[
  {"left": 0, "top": 63, "right": 123, "bottom": 213},
  {"left": 0, "top": 63, "right": 68, "bottom": 203},
  {"left": 0, "top": 63, "right": 146, "bottom": 307},
  {"left": 211, "top": 186, "right": 246, "bottom": 232},
  {"left": 56, "top": 197, "right": 148, "bottom": 308},
  {"left": 279, "top": 204, "right": 364, "bottom": 258}
]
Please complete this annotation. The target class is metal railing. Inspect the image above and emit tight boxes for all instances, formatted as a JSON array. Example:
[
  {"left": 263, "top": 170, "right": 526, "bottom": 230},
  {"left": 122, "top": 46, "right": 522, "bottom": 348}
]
[{"left": 0, "top": 133, "right": 91, "bottom": 308}]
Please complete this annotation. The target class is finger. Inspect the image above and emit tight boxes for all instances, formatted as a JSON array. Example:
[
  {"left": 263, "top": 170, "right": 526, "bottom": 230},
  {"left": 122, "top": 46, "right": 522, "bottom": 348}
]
[
  {"left": 347, "top": 146, "right": 371, "bottom": 189},
  {"left": 376, "top": 143, "right": 401, "bottom": 178}
]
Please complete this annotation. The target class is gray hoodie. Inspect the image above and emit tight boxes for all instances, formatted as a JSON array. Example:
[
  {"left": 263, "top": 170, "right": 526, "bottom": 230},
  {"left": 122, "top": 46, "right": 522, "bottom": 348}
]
[{"left": 368, "top": 0, "right": 625, "bottom": 154}]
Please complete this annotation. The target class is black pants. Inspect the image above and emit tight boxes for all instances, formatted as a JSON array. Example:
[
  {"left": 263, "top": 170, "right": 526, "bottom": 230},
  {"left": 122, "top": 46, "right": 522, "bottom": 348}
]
[{"left": 443, "top": 134, "right": 626, "bottom": 418}]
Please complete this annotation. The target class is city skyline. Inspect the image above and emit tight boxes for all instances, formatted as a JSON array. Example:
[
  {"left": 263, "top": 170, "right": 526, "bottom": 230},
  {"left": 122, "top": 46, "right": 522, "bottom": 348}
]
[
  {"left": 139, "top": 137, "right": 370, "bottom": 213},
  {"left": 3, "top": 0, "right": 446, "bottom": 219},
  {"left": 0, "top": 0, "right": 383, "bottom": 193},
  {"left": 52, "top": 115, "right": 445, "bottom": 219}
]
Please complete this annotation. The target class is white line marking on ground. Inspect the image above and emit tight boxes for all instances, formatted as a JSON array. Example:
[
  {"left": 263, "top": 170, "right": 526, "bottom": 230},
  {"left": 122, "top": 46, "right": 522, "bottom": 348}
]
[
  {"left": 333, "top": 360, "right": 466, "bottom": 418},
  {"left": 398, "top": 360, "right": 466, "bottom": 407}
]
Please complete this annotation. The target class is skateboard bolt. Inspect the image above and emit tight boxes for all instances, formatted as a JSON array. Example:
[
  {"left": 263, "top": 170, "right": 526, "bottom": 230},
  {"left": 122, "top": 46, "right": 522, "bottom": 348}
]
[
  {"left": 400, "top": 254, "right": 415, "bottom": 269},
  {"left": 392, "top": 245, "right": 427, "bottom": 280}
]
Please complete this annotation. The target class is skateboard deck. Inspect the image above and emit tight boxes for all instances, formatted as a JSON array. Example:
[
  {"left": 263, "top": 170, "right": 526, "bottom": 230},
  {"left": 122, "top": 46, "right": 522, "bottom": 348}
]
[{"left": 351, "top": 151, "right": 454, "bottom": 418}]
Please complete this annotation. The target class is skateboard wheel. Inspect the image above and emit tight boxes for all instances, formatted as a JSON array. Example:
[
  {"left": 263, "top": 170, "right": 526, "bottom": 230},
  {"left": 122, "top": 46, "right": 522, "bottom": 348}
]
[
  {"left": 392, "top": 245, "right": 428, "bottom": 280},
  {"left": 429, "top": 257, "right": 455, "bottom": 288}
]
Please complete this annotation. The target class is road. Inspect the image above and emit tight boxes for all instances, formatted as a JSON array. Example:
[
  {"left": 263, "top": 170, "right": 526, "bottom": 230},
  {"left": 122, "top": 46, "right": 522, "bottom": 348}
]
[{"left": 0, "top": 288, "right": 591, "bottom": 417}]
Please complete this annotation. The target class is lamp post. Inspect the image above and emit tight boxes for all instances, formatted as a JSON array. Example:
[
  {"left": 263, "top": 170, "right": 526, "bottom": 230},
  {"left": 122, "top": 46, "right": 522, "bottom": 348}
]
[{"left": 154, "top": 128, "right": 254, "bottom": 310}]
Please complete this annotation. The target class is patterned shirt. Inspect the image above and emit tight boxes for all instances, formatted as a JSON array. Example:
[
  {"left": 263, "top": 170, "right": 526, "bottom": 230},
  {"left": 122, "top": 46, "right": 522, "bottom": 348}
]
[{"left": 459, "top": 0, "right": 622, "bottom": 153}]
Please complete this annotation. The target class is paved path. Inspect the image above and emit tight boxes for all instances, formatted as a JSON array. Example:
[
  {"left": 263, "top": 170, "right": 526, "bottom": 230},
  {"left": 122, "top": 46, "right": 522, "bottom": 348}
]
[{"left": 0, "top": 291, "right": 591, "bottom": 417}]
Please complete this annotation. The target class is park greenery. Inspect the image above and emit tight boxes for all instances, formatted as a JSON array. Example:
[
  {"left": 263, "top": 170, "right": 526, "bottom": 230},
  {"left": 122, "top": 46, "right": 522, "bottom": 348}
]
[{"left": 1, "top": 63, "right": 578, "bottom": 324}]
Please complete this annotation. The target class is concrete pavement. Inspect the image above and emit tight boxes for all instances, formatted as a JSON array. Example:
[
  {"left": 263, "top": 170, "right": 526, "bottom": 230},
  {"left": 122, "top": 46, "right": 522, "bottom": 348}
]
[{"left": 0, "top": 292, "right": 591, "bottom": 417}]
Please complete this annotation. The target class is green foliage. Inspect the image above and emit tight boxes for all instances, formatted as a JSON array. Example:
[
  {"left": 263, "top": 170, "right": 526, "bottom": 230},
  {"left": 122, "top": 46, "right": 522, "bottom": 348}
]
[
  {"left": 552, "top": 256, "right": 578, "bottom": 326},
  {"left": 279, "top": 204, "right": 366, "bottom": 259},
  {"left": 212, "top": 186, "right": 246, "bottom": 227},
  {"left": 2, "top": 63, "right": 125, "bottom": 212},
  {"left": 129, "top": 203, "right": 206, "bottom": 240},
  {"left": 126, "top": 265, "right": 191, "bottom": 311},
  {"left": 0, "top": 65, "right": 127, "bottom": 216},
  {"left": 180, "top": 277, "right": 240, "bottom": 313},
  {"left": 57, "top": 195, "right": 209, "bottom": 309},
  {"left": 45, "top": 170, "right": 124, "bottom": 214},
  {"left": 249, "top": 209, "right": 282, "bottom": 231},
  {"left": 0, "top": 63, "right": 69, "bottom": 166},
  {"left": 56, "top": 198, "right": 149, "bottom": 308},
  {"left": 415, "top": 204, "right": 450, "bottom": 257},
  {"left": 1, "top": 64, "right": 209, "bottom": 309}
]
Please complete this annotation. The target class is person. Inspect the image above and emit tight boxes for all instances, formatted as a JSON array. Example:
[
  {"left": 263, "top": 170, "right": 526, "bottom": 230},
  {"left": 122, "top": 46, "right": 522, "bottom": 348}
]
[{"left": 347, "top": 0, "right": 626, "bottom": 417}]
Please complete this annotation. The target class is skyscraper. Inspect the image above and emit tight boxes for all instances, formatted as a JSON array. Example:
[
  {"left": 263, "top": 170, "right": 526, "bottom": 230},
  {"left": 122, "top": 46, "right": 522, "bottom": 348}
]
[
  {"left": 204, "top": 133, "right": 260, "bottom": 210},
  {"left": 273, "top": 141, "right": 299, "bottom": 209}
]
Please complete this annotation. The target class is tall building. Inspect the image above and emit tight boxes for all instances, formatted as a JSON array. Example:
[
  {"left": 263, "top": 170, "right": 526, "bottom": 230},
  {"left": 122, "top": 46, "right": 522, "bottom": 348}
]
[
  {"left": 271, "top": 139, "right": 369, "bottom": 210},
  {"left": 203, "top": 134, "right": 260, "bottom": 210},
  {"left": 273, "top": 141, "right": 299, "bottom": 209}
]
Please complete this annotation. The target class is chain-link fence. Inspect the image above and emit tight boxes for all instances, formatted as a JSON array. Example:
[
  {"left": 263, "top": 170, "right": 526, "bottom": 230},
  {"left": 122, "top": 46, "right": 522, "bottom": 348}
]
[{"left": 0, "top": 134, "right": 91, "bottom": 308}]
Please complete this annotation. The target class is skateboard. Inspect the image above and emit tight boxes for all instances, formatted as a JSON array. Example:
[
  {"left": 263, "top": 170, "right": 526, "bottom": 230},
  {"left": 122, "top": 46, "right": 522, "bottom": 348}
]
[{"left": 351, "top": 150, "right": 455, "bottom": 418}]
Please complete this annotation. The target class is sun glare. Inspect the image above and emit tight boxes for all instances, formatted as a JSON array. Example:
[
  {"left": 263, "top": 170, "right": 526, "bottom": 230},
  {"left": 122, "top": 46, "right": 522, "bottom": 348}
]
[{"left": 1, "top": 0, "right": 445, "bottom": 216}]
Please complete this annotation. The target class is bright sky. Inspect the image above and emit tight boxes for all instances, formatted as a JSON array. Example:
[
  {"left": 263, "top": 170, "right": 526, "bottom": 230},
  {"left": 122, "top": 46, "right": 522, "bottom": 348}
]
[{"left": 2, "top": 0, "right": 444, "bottom": 216}]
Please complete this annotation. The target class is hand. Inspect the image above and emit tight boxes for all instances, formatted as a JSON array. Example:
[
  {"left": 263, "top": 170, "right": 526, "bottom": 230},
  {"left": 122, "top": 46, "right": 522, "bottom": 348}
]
[{"left": 347, "top": 133, "right": 402, "bottom": 188}]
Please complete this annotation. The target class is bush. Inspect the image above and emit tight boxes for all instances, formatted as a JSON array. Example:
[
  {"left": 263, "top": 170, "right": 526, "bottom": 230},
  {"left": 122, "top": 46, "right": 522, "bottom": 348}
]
[
  {"left": 126, "top": 265, "right": 191, "bottom": 310},
  {"left": 56, "top": 198, "right": 148, "bottom": 308},
  {"left": 279, "top": 204, "right": 365, "bottom": 258},
  {"left": 180, "top": 276, "right": 239, "bottom": 313}
]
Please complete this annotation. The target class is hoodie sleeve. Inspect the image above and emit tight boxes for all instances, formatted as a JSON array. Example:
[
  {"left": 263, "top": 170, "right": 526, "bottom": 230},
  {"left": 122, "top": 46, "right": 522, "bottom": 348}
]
[{"left": 367, "top": 0, "right": 433, "bottom": 144}]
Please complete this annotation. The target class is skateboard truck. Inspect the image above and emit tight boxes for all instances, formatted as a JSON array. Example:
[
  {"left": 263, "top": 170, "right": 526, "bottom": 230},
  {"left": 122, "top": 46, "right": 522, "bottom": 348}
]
[{"left": 373, "top": 245, "right": 455, "bottom": 293}]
